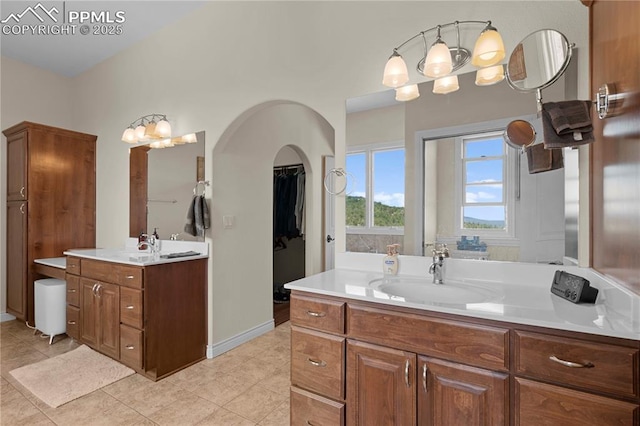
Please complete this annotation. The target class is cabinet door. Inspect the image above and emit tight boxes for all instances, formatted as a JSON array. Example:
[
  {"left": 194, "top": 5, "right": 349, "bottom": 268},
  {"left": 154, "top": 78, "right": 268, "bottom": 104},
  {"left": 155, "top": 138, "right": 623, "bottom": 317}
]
[
  {"left": 6, "top": 130, "right": 27, "bottom": 201},
  {"left": 80, "top": 278, "right": 99, "bottom": 347},
  {"left": 418, "top": 356, "right": 508, "bottom": 426},
  {"left": 97, "top": 282, "right": 120, "bottom": 359},
  {"left": 347, "top": 340, "right": 416, "bottom": 426},
  {"left": 6, "top": 202, "right": 27, "bottom": 319}
]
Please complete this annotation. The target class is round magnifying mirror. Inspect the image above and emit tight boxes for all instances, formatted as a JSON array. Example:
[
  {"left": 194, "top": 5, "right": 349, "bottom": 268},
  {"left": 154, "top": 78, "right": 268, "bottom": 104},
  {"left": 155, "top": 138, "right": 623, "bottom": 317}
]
[
  {"left": 506, "top": 29, "right": 573, "bottom": 92},
  {"left": 503, "top": 120, "right": 536, "bottom": 150}
]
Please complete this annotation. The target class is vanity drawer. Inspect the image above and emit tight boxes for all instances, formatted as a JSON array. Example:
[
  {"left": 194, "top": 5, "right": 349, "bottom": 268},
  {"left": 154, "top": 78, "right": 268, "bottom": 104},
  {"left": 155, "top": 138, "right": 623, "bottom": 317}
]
[
  {"left": 65, "top": 274, "right": 80, "bottom": 307},
  {"left": 66, "top": 257, "right": 81, "bottom": 275},
  {"left": 120, "top": 287, "right": 143, "bottom": 329},
  {"left": 66, "top": 305, "right": 79, "bottom": 340},
  {"left": 114, "top": 265, "right": 143, "bottom": 289},
  {"left": 80, "top": 259, "right": 112, "bottom": 282},
  {"left": 291, "top": 386, "right": 345, "bottom": 426},
  {"left": 514, "top": 331, "right": 639, "bottom": 399},
  {"left": 515, "top": 378, "right": 639, "bottom": 426},
  {"left": 348, "top": 304, "right": 509, "bottom": 371},
  {"left": 120, "top": 324, "right": 143, "bottom": 370},
  {"left": 290, "top": 294, "right": 345, "bottom": 334},
  {"left": 291, "top": 326, "right": 345, "bottom": 400}
]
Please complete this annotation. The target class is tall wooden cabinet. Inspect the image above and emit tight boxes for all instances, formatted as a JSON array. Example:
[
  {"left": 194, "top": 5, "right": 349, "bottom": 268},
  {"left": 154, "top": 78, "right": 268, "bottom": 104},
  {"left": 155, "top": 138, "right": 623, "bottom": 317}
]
[{"left": 3, "top": 122, "right": 96, "bottom": 325}]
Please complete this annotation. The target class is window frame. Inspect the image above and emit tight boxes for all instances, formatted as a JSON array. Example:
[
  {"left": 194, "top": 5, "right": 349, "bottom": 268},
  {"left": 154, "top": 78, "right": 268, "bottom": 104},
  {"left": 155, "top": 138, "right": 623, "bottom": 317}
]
[
  {"left": 346, "top": 140, "right": 405, "bottom": 235},
  {"left": 454, "top": 130, "right": 517, "bottom": 240}
]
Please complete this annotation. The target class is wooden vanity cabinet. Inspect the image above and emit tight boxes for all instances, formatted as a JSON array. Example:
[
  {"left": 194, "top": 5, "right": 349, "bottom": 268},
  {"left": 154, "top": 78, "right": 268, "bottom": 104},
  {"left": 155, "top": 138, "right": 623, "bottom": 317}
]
[
  {"left": 66, "top": 256, "right": 207, "bottom": 381},
  {"left": 3, "top": 122, "right": 96, "bottom": 325},
  {"left": 290, "top": 291, "right": 640, "bottom": 426}
]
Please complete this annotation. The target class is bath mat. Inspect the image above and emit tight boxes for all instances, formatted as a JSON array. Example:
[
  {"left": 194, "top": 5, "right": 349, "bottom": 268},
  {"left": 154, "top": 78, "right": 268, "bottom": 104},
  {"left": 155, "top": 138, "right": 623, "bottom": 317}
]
[{"left": 9, "top": 344, "right": 135, "bottom": 408}]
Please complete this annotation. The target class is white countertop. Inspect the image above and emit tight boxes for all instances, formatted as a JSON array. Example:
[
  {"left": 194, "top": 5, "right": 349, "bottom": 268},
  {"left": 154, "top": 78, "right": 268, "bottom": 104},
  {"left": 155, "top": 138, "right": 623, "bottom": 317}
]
[
  {"left": 285, "top": 253, "right": 640, "bottom": 341},
  {"left": 64, "top": 239, "right": 209, "bottom": 266},
  {"left": 34, "top": 257, "right": 66, "bottom": 269}
]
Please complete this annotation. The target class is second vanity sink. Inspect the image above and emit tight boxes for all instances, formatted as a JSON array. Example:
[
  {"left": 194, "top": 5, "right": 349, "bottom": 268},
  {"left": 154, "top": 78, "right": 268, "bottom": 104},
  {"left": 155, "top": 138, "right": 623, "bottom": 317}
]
[{"left": 369, "top": 276, "right": 500, "bottom": 305}]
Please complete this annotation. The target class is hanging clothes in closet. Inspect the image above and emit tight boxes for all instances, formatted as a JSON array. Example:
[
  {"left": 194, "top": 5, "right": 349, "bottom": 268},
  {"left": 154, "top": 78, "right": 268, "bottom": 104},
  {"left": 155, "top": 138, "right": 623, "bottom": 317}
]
[{"left": 273, "top": 165, "right": 305, "bottom": 248}]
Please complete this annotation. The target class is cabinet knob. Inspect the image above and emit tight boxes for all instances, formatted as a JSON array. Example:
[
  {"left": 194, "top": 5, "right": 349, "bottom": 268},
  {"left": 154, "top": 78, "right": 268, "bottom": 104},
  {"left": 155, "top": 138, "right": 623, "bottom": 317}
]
[{"left": 125, "top": 345, "right": 135, "bottom": 350}]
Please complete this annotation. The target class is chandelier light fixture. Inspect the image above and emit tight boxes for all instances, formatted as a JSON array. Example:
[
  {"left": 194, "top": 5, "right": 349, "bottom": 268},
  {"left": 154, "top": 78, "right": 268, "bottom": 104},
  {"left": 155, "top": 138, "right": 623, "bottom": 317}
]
[{"left": 382, "top": 20, "right": 506, "bottom": 101}]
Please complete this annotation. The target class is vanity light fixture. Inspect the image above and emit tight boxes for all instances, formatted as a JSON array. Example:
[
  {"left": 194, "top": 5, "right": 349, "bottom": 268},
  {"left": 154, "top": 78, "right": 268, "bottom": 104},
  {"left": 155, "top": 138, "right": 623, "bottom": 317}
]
[
  {"left": 121, "top": 114, "right": 172, "bottom": 144},
  {"left": 382, "top": 20, "right": 506, "bottom": 101}
]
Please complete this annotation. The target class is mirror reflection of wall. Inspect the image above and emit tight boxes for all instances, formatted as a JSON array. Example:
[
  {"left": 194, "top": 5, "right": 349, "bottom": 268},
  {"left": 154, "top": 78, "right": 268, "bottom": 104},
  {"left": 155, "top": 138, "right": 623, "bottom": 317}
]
[
  {"left": 346, "top": 69, "right": 577, "bottom": 263},
  {"left": 130, "top": 131, "right": 206, "bottom": 242}
]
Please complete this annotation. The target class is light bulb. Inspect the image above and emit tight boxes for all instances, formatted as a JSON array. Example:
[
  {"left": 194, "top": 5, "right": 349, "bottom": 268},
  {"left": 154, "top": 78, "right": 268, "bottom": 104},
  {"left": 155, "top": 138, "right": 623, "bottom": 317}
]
[
  {"left": 134, "top": 124, "right": 146, "bottom": 140},
  {"left": 382, "top": 52, "right": 409, "bottom": 88}
]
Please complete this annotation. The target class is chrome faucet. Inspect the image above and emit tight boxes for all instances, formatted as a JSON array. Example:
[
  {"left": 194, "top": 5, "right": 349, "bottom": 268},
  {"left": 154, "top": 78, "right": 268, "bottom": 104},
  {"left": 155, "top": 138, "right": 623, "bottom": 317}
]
[
  {"left": 429, "top": 243, "right": 449, "bottom": 284},
  {"left": 137, "top": 234, "right": 159, "bottom": 254}
]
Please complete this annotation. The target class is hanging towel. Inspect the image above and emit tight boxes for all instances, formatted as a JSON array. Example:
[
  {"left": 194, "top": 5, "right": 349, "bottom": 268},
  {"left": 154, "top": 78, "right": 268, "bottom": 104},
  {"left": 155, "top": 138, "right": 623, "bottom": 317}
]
[
  {"left": 184, "top": 196, "right": 197, "bottom": 236},
  {"left": 526, "top": 143, "right": 564, "bottom": 174},
  {"left": 542, "top": 101, "right": 595, "bottom": 148},
  {"left": 184, "top": 195, "right": 211, "bottom": 237}
]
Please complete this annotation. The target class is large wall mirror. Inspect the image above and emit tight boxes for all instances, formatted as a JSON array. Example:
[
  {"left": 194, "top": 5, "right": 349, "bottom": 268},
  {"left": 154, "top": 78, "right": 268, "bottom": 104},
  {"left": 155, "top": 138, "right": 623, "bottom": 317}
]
[
  {"left": 130, "top": 131, "right": 206, "bottom": 241},
  {"left": 345, "top": 65, "right": 579, "bottom": 264}
]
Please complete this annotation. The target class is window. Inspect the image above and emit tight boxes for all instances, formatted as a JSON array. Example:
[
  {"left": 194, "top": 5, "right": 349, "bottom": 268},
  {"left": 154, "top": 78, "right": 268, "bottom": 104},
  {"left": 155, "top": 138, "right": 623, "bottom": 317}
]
[
  {"left": 455, "top": 131, "right": 514, "bottom": 238},
  {"left": 346, "top": 142, "right": 405, "bottom": 234}
]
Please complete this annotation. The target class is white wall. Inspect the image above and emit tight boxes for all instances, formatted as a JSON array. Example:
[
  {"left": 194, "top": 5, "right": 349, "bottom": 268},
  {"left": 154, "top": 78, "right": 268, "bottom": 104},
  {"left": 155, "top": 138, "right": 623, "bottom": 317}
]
[{"left": 1, "top": 2, "right": 589, "bottom": 345}]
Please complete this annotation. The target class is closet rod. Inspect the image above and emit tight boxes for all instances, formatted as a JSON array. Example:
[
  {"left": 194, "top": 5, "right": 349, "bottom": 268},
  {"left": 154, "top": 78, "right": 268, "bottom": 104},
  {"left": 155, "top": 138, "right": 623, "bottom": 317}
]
[{"left": 273, "top": 163, "right": 303, "bottom": 171}]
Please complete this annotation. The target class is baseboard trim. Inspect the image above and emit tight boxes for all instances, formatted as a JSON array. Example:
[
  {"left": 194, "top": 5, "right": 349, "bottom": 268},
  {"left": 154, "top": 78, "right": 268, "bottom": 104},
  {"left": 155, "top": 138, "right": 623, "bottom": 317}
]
[
  {"left": 1, "top": 313, "right": 17, "bottom": 322},
  {"left": 206, "top": 319, "right": 274, "bottom": 359}
]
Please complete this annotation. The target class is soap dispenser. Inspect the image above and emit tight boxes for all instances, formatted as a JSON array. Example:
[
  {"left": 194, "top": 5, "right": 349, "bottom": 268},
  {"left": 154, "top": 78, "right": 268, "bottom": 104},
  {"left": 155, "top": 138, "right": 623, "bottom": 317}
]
[{"left": 383, "top": 244, "right": 400, "bottom": 276}]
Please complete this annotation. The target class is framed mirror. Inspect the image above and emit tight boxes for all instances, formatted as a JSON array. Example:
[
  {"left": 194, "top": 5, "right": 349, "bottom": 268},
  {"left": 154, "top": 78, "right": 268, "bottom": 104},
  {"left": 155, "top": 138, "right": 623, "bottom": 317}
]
[
  {"left": 130, "top": 131, "right": 205, "bottom": 241},
  {"left": 506, "top": 29, "right": 573, "bottom": 92}
]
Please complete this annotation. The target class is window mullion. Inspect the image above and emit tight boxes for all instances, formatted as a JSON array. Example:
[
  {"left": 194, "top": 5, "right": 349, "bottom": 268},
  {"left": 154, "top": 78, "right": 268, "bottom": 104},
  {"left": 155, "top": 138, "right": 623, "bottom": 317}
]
[{"left": 366, "top": 150, "right": 374, "bottom": 228}]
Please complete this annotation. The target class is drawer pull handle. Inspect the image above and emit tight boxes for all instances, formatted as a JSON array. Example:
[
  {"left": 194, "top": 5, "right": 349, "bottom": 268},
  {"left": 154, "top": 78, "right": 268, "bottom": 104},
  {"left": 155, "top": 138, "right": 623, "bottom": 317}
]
[
  {"left": 549, "top": 355, "right": 593, "bottom": 368},
  {"left": 125, "top": 345, "right": 135, "bottom": 350},
  {"left": 405, "top": 359, "right": 410, "bottom": 388},
  {"left": 125, "top": 275, "right": 135, "bottom": 279},
  {"left": 306, "top": 310, "right": 326, "bottom": 318},
  {"left": 422, "top": 363, "right": 428, "bottom": 391},
  {"left": 67, "top": 320, "right": 76, "bottom": 325},
  {"left": 68, "top": 289, "right": 76, "bottom": 293},
  {"left": 20, "top": 187, "right": 25, "bottom": 198},
  {"left": 126, "top": 305, "right": 135, "bottom": 310},
  {"left": 306, "top": 421, "right": 317, "bottom": 426},
  {"left": 20, "top": 203, "right": 25, "bottom": 214},
  {"left": 307, "top": 358, "right": 327, "bottom": 368}
]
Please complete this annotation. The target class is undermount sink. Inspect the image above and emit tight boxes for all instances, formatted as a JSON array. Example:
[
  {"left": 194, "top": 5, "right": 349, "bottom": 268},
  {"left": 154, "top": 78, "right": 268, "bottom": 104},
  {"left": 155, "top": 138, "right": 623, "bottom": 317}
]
[{"left": 369, "top": 276, "right": 499, "bottom": 304}]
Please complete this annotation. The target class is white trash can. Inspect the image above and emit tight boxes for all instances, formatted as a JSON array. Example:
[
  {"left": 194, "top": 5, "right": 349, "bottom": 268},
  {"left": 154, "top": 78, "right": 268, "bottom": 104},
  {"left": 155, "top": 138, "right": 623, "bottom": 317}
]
[{"left": 34, "top": 278, "right": 66, "bottom": 344}]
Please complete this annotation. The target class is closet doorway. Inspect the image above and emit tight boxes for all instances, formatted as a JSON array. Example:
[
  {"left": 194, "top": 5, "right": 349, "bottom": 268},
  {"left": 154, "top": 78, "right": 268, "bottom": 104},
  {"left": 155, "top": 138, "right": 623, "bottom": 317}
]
[{"left": 273, "top": 148, "right": 306, "bottom": 326}]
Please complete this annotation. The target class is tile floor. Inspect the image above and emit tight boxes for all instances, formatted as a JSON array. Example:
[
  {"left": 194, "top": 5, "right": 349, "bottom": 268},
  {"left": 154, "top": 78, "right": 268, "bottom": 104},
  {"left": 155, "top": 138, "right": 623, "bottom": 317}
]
[{"left": 0, "top": 319, "right": 291, "bottom": 425}]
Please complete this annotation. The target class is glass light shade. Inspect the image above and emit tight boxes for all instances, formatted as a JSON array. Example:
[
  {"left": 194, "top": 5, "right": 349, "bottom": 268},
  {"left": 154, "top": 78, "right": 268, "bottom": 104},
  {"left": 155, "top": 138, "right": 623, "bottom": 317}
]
[
  {"left": 432, "top": 75, "right": 459, "bottom": 94},
  {"left": 144, "top": 122, "right": 157, "bottom": 139},
  {"left": 475, "top": 64, "right": 505, "bottom": 86},
  {"left": 134, "top": 124, "right": 147, "bottom": 140},
  {"left": 395, "top": 84, "right": 420, "bottom": 101},
  {"left": 155, "top": 119, "right": 171, "bottom": 137},
  {"left": 472, "top": 28, "right": 505, "bottom": 67},
  {"left": 424, "top": 40, "right": 453, "bottom": 78},
  {"left": 149, "top": 140, "right": 164, "bottom": 149},
  {"left": 183, "top": 133, "right": 198, "bottom": 143},
  {"left": 382, "top": 53, "right": 409, "bottom": 88},
  {"left": 171, "top": 136, "right": 186, "bottom": 145},
  {"left": 121, "top": 128, "right": 137, "bottom": 143}
]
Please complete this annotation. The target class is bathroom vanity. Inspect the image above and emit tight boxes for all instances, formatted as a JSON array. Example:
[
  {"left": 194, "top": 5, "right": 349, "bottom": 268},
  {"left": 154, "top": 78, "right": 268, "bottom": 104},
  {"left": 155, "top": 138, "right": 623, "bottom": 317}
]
[
  {"left": 287, "top": 254, "right": 640, "bottom": 425},
  {"left": 63, "top": 243, "right": 208, "bottom": 381}
]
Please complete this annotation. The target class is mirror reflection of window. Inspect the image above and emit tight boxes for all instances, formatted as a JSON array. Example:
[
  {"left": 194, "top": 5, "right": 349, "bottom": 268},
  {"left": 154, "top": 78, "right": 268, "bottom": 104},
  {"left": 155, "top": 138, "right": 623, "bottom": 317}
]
[
  {"left": 346, "top": 152, "right": 366, "bottom": 227},
  {"left": 462, "top": 135, "right": 506, "bottom": 231}
]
